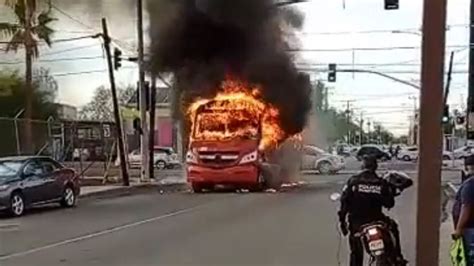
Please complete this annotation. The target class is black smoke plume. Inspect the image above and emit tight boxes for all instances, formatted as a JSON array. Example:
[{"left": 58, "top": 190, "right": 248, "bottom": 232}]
[{"left": 148, "top": 0, "right": 312, "bottom": 140}]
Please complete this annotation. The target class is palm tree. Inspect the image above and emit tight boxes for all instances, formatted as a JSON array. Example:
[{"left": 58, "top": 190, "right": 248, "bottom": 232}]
[{"left": 0, "top": 0, "right": 55, "bottom": 153}]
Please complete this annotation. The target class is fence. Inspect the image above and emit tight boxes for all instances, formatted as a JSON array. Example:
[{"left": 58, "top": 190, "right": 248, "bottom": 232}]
[
  {"left": 0, "top": 117, "right": 55, "bottom": 157},
  {"left": 0, "top": 117, "right": 124, "bottom": 182}
]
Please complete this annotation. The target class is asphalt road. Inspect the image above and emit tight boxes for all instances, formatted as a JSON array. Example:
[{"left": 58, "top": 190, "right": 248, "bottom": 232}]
[{"left": 0, "top": 168, "right": 458, "bottom": 266}]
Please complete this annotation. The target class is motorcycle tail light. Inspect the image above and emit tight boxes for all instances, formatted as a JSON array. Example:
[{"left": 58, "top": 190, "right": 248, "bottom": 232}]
[{"left": 368, "top": 228, "right": 379, "bottom": 236}]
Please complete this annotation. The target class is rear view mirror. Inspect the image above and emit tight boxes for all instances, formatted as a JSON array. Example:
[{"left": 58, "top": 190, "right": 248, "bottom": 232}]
[{"left": 330, "top": 193, "right": 341, "bottom": 201}]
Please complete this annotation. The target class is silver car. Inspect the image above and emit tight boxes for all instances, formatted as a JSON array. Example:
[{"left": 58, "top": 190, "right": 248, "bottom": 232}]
[{"left": 301, "top": 145, "right": 345, "bottom": 174}]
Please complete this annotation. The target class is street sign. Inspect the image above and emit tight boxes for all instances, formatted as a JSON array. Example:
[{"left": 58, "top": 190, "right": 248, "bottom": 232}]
[{"left": 103, "top": 124, "right": 111, "bottom": 138}]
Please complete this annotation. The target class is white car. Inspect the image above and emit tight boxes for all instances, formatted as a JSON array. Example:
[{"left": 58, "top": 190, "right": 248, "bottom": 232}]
[
  {"left": 301, "top": 145, "right": 345, "bottom": 174},
  {"left": 397, "top": 147, "right": 418, "bottom": 161},
  {"left": 397, "top": 146, "right": 453, "bottom": 161},
  {"left": 453, "top": 146, "right": 474, "bottom": 159},
  {"left": 128, "top": 147, "right": 180, "bottom": 169}
]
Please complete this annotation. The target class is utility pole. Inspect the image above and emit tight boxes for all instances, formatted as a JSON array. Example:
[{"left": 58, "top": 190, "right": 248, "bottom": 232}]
[
  {"left": 367, "top": 120, "right": 371, "bottom": 143},
  {"left": 137, "top": 0, "right": 149, "bottom": 182},
  {"left": 345, "top": 101, "right": 353, "bottom": 144},
  {"left": 468, "top": 0, "right": 474, "bottom": 140},
  {"left": 323, "top": 86, "right": 329, "bottom": 112},
  {"left": 149, "top": 75, "right": 157, "bottom": 179},
  {"left": 101, "top": 18, "right": 130, "bottom": 186},
  {"left": 416, "top": 0, "right": 447, "bottom": 264},
  {"left": 408, "top": 96, "right": 418, "bottom": 146},
  {"left": 445, "top": 52, "right": 455, "bottom": 159},
  {"left": 359, "top": 112, "right": 364, "bottom": 145}
]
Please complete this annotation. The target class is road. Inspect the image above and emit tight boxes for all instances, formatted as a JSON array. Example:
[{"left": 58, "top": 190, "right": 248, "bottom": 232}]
[{"left": 0, "top": 165, "right": 459, "bottom": 266}]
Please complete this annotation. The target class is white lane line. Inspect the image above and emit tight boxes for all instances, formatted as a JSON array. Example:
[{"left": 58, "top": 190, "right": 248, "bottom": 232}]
[
  {"left": 0, "top": 205, "right": 204, "bottom": 261},
  {"left": 0, "top": 224, "right": 19, "bottom": 232}
]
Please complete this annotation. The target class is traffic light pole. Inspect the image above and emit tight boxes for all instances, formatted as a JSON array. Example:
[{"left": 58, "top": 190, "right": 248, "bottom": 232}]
[
  {"left": 416, "top": 0, "right": 447, "bottom": 265},
  {"left": 101, "top": 18, "right": 130, "bottom": 186},
  {"left": 149, "top": 75, "right": 157, "bottom": 179},
  {"left": 137, "top": 0, "right": 150, "bottom": 182},
  {"left": 467, "top": 0, "right": 474, "bottom": 139}
]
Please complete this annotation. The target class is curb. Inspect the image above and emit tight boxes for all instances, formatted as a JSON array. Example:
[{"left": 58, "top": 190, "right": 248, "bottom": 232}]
[{"left": 79, "top": 183, "right": 188, "bottom": 200}]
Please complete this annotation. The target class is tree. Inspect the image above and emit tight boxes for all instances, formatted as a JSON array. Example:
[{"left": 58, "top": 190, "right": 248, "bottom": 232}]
[
  {"left": 79, "top": 85, "right": 136, "bottom": 121},
  {"left": 0, "top": 0, "right": 56, "bottom": 152},
  {"left": 0, "top": 69, "right": 58, "bottom": 155}
]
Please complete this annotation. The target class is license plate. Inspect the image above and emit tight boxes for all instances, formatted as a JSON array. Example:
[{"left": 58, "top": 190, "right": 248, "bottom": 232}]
[{"left": 368, "top": 239, "right": 384, "bottom": 251}]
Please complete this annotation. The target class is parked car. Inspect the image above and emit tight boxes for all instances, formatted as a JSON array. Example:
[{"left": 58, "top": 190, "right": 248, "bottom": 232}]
[
  {"left": 453, "top": 145, "right": 474, "bottom": 159},
  {"left": 397, "top": 146, "right": 454, "bottom": 161},
  {"left": 129, "top": 147, "right": 180, "bottom": 169},
  {"left": 301, "top": 145, "right": 345, "bottom": 174},
  {"left": 397, "top": 146, "right": 418, "bottom": 161},
  {"left": 356, "top": 145, "right": 391, "bottom": 161},
  {"left": 0, "top": 156, "right": 80, "bottom": 217}
]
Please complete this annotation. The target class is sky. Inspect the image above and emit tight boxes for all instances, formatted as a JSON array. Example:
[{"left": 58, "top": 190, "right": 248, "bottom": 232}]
[{"left": 0, "top": 0, "right": 472, "bottom": 136}]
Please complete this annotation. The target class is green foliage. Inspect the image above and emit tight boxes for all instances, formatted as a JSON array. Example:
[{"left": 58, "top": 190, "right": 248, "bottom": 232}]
[
  {"left": 0, "top": 68, "right": 58, "bottom": 156},
  {"left": 313, "top": 81, "right": 394, "bottom": 145},
  {"left": 79, "top": 85, "right": 136, "bottom": 121},
  {"left": 0, "top": 0, "right": 56, "bottom": 56},
  {"left": 0, "top": 69, "right": 57, "bottom": 118}
]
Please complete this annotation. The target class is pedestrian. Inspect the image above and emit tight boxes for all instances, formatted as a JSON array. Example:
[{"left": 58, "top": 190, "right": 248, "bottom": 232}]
[
  {"left": 452, "top": 154, "right": 474, "bottom": 265},
  {"left": 395, "top": 145, "right": 401, "bottom": 158},
  {"left": 389, "top": 144, "right": 394, "bottom": 157}
]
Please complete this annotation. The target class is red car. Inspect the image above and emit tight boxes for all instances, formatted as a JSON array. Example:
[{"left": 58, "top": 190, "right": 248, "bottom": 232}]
[{"left": 0, "top": 156, "right": 80, "bottom": 216}]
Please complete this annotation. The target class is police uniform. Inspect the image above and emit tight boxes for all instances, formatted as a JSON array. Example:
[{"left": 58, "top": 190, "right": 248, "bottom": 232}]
[{"left": 338, "top": 161, "right": 404, "bottom": 266}]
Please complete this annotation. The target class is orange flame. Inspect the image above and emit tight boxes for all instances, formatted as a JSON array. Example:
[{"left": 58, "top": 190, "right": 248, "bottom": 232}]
[{"left": 187, "top": 78, "right": 286, "bottom": 150}]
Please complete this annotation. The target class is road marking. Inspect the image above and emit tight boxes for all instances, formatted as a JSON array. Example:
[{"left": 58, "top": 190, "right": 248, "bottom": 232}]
[
  {"left": 0, "top": 205, "right": 204, "bottom": 261},
  {"left": 0, "top": 224, "right": 19, "bottom": 232}
]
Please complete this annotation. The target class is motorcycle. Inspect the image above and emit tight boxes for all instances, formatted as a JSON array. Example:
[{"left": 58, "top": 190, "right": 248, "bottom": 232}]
[{"left": 330, "top": 171, "right": 413, "bottom": 266}]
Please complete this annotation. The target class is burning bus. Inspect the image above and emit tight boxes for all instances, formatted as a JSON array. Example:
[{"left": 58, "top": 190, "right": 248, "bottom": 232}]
[
  {"left": 185, "top": 79, "right": 287, "bottom": 192},
  {"left": 148, "top": 0, "right": 313, "bottom": 192}
]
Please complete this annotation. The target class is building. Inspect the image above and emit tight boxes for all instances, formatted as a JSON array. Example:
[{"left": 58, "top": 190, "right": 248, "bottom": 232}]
[
  {"left": 123, "top": 86, "right": 183, "bottom": 158},
  {"left": 50, "top": 120, "right": 116, "bottom": 161},
  {"left": 55, "top": 103, "right": 78, "bottom": 120}
]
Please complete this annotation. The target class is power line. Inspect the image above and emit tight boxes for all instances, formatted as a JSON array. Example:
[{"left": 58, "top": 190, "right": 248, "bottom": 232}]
[
  {"left": 49, "top": 66, "right": 136, "bottom": 78},
  {"left": 290, "top": 23, "right": 470, "bottom": 36},
  {"left": 298, "top": 62, "right": 468, "bottom": 67},
  {"left": 301, "top": 67, "right": 471, "bottom": 74},
  {"left": 353, "top": 106, "right": 414, "bottom": 109},
  {"left": 0, "top": 55, "right": 104, "bottom": 65},
  {"left": 0, "top": 34, "right": 102, "bottom": 45},
  {"left": 289, "top": 44, "right": 468, "bottom": 53},
  {"left": 49, "top": 2, "right": 135, "bottom": 55},
  {"left": 41, "top": 43, "right": 101, "bottom": 56},
  {"left": 364, "top": 109, "right": 413, "bottom": 115},
  {"left": 50, "top": 2, "right": 96, "bottom": 31},
  {"left": 333, "top": 94, "right": 417, "bottom": 102}
]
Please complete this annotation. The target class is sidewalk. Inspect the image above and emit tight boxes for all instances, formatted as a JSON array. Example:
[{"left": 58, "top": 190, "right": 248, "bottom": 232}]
[{"left": 79, "top": 175, "right": 187, "bottom": 198}]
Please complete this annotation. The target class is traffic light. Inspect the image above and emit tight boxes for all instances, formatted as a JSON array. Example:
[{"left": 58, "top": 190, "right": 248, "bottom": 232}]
[
  {"left": 442, "top": 105, "right": 450, "bottom": 124},
  {"left": 384, "top": 0, "right": 399, "bottom": 10},
  {"left": 456, "top": 116, "right": 466, "bottom": 125},
  {"left": 113, "top": 48, "right": 122, "bottom": 70},
  {"left": 328, "top": 63, "right": 336, "bottom": 82}
]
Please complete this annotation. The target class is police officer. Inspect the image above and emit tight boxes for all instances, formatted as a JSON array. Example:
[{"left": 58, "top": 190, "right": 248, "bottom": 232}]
[{"left": 338, "top": 155, "right": 406, "bottom": 266}]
